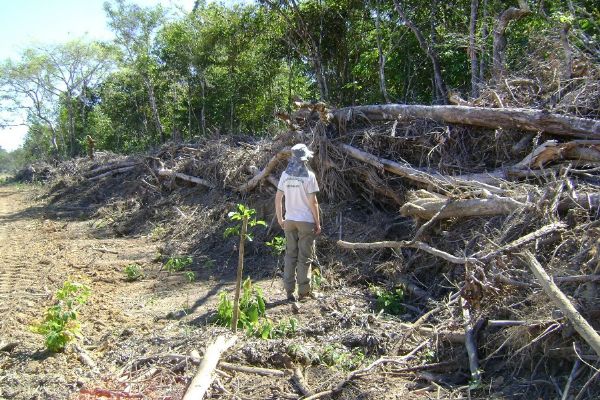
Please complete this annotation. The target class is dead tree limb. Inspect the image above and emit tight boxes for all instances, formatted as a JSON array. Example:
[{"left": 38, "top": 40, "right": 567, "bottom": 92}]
[
  {"left": 84, "top": 161, "right": 139, "bottom": 178},
  {"left": 292, "top": 366, "right": 312, "bottom": 397},
  {"left": 219, "top": 362, "right": 286, "bottom": 377},
  {"left": 158, "top": 169, "right": 215, "bottom": 189},
  {"left": 520, "top": 251, "right": 600, "bottom": 357},
  {"left": 182, "top": 336, "right": 237, "bottom": 400},
  {"left": 237, "top": 149, "right": 291, "bottom": 192},
  {"left": 473, "top": 222, "right": 567, "bottom": 260},
  {"left": 340, "top": 143, "right": 506, "bottom": 193},
  {"left": 400, "top": 195, "right": 525, "bottom": 220},
  {"left": 88, "top": 166, "right": 136, "bottom": 181},
  {"left": 333, "top": 105, "right": 600, "bottom": 139},
  {"left": 461, "top": 298, "right": 481, "bottom": 384},
  {"left": 337, "top": 239, "right": 477, "bottom": 264}
]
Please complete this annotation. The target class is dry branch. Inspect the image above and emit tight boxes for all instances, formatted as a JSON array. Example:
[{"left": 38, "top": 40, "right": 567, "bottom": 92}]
[
  {"left": 520, "top": 251, "right": 600, "bottom": 357},
  {"left": 158, "top": 168, "right": 215, "bottom": 188},
  {"left": 237, "top": 148, "right": 291, "bottom": 192},
  {"left": 340, "top": 143, "right": 506, "bottom": 193},
  {"left": 182, "top": 335, "right": 237, "bottom": 400},
  {"left": 292, "top": 366, "right": 312, "bottom": 397},
  {"left": 333, "top": 104, "right": 600, "bottom": 139},
  {"left": 337, "top": 239, "right": 477, "bottom": 264},
  {"left": 400, "top": 195, "right": 525, "bottom": 220},
  {"left": 219, "top": 362, "right": 286, "bottom": 377},
  {"left": 461, "top": 298, "right": 481, "bottom": 384},
  {"left": 84, "top": 161, "right": 139, "bottom": 177},
  {"left": 88, "top": 166, "right": 136, "bottom": 181}
]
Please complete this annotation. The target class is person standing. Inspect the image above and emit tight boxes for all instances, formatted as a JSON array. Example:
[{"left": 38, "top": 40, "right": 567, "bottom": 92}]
[{"left": 275, "top": 144, "right": 321, "bottom": 302}]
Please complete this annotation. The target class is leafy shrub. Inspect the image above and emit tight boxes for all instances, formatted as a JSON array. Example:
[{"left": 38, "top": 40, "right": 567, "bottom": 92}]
[
  {"left": 164, "top": 256, "right": 193, "bottom": 272},
  {"left": 184, "top": 271, "right": 196, "bottom": 282},
  {"left": 265, "top": 235, "right": 286, "bottom": 255},
  {"left": 370, "top": 285, "right": 404, "bottom": 315},
  {"left": 215, "top": 277, "right": 266, "bottom": 329},
  {"left": 124, "top": 263, "right": 143, "bottom": 281},
  {"left": 320, "top": 344, "right": 365, "bottom": 370},
  {"left": 31, "top": 280, "right": 91, "bottom": 352},
  {"left": 223, "top": 204, "right": 267, "bottom": 241}
]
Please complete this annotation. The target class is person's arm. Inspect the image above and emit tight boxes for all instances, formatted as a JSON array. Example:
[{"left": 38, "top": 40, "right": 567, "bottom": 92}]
[
  {"left": 308, "top": 193, "right": 321, "bottom": 235},
  {"left": 275, "top": 190, "right": 285, "bottom": 228}
]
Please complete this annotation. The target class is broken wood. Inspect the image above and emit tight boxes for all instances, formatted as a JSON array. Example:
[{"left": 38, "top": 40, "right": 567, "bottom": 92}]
[
  {"left": 461, "top": 298, "right": 481, "bottom": 385},
  {"left": 84, "top": 161, "right": 139, "bottom": 178},
  {"left": 182, "top": 335, "right": 237, "bottom": 400},
  {"left": 340, "top": 143, "right": 506, "bottom": 193},
  {"left": 333, "top": 104, "right": 600, "bottom": 139},
  {"left": 400, "top": 194, "right": 525, "bottom": 220},
  {"left": 520, "top": 251, "right": 600, "bottom": 357},
  {"left": 158, "top": 168, "right": 215, "bottom": 189},
  {"left": 292, "top": 366, "right": 313, "bottom": 397},
  {"left": 337, "top": 239, "right": 477, "bottom": 265},
  {"left": 219, "top": 362, "right": 286, "bottom": 377},
  {"left": 88, "top": 166, "right": 136, "bottom": 181},
  {"left": 238, "top": 149, "right": 291, "bottom": 192}
]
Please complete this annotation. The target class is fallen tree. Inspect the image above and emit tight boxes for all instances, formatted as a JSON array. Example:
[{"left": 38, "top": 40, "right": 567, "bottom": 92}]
[{"left": 333, "top": 104, "right": 600, "bottom": 139}]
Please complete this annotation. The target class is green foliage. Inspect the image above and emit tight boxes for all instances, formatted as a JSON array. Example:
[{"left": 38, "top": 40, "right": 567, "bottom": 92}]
[
  {"left": 31, "top": 280, "right": 91, "bottom": 352},
  {"left": 311, "top": 267, "right": 325, "bottom": 289},
  {"left": 224, "top": 204, "right": 267, "bottom": 241},
  {"left": 164, "top": 256, "right": 193, "bottom": 272},
  {"left": 214, "top": 277, "right": 295, "bottom": 339},
  {"left": 184, "top": 271, "right": 196, "bottom": 282},
  {"left": 124, "top": 263, "right": 143, "bottom": 281},
  {"left": 370, "top": 285, "right": 404, "bottom": 315},
  {"left": 320, "top": 344, "right": 365, "bottom": 371},
  {"left": 265, "top": 235, "right": 286, "bottom": 256}
]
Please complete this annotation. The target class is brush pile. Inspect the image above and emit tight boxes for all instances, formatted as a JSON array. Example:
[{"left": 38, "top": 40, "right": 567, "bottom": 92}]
[{"left": 13, "top": 66, "right": 600, "bottom": 399}]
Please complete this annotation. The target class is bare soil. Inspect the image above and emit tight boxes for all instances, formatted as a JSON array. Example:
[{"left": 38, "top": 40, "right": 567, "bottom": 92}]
[{"left": 0, "top": 184, "right": 422, "bottom": 400}]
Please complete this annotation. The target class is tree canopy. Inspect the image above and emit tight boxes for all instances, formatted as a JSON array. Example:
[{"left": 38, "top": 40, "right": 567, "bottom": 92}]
[{"left": 0, "top": 0, "right": 597, "bottom": 163}]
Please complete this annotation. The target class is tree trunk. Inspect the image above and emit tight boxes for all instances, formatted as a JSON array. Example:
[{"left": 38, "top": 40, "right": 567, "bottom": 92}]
[
  {"left": 375, "top": 1, "right": 391, "bottom": 103},
  {"left": 333, "top": 104, "right": 600, "bottom": 139},
  {"left": 479, "top": 0, "right": 488, "bottom": 83},
  {"left": 560, "top": 23, "right": 573, "bottom": 79},
  {"left": 143, "top": 75, "right": 165, "bottom": 143},
  {"left": 469, "top": 0, "right": 480, "bottom": 98},
  {"left": 492, "top": 1, "right": 530, "bottom": 81},
  {"left": 392, "top": 0, "right": 447, "bottom": 102}
]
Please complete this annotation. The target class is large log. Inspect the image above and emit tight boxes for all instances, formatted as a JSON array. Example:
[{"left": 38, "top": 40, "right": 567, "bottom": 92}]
[
  {"left": 182, "top": 336, "right": 237, "bottom": 400},
  {"left": 333, "top": 105, "right": 600, "bottom": 139},
  {"left": 158, "top": 168, "right": 215, "bottom": 189},
  {"left": 238, "top": 149, "right": 291, "bottom": 192},
  {"left": 520, "top": 251, "right": 600, "bottom": 357}
]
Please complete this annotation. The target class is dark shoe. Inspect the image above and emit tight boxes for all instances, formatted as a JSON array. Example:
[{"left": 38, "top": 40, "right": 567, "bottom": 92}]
[{"left": 287, "top": 293, "right": 298, "bottom": 302}]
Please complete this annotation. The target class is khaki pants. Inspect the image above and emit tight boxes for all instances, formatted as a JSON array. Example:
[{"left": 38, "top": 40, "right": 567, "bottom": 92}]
[{"left": 283, "top": 220, "right": 315, "bottom": 297}]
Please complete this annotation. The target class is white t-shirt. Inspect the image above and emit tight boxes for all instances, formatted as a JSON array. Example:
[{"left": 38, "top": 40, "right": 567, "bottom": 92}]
[{"left": 277, "top": 170, "right": 319, "bottom": 223}]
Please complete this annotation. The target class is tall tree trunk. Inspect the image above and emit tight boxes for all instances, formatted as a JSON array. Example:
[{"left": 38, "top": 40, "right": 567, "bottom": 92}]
[
  {"left": 479, "top": 0, "right": 488, "bottom": 83},
  {"left": 392, "top": 0, "right": 448, "bottom": 103},
  {"left": 200, "top": 75, "right": 206, "bottom": 137},
  {"left": 143, "top": 74, "right": 165, "bottom": 143},
  {"left": 375, "top": 0, "right": 391, "bottom": 103},
  {"left": 492, "top": 1, "right": 530, "bottom": 82},
  {"left": 469, "top": 0, "right": 480, "bottom": 98},
  {"left": 560, "top": 23, "right": 573, "bottom": 79}
]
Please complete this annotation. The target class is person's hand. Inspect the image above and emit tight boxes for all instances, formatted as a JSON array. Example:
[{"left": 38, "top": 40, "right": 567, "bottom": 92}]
[
  {"left": 314, "top": 224, "right": 321, "bottom": 235},
  {"left": 278, "top": 219, "right": 285, "bottom": 229}
]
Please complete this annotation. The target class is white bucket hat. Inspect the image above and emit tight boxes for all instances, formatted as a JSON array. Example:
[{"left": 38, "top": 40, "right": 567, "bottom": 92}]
[{"left": 291, "top": 143, "right": 314, "bottom": 161}]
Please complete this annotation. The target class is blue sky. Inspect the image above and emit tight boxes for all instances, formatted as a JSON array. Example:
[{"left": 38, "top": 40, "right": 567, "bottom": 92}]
[{"left": 0, "top": 0, "right": 250, "bottom": 152}]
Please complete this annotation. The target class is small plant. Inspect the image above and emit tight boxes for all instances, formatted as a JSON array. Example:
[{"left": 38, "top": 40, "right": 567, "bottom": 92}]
[
  {"left": 184, "top": 271, "right": 196, "bottom": 282},
  {"left": 164, "top": 256, "right": 193, "bottom": 272},
  {"left": 370, "top": 285, "right": 404, "bottom": 315},
  {"left": 215, "top": 278, "right": 266, "bottom": 330},
  {"left": 124, "top": 264, "right": 143, "bottom": 281},
  {"left": 311, "top": 267, "right": 325, "bottom": 289},
  {"left": 224, "top": 204, "right": 267, "bottom": 332},
  {"left": 150, "top": 225, "right": 167, "bottom": 241},
  {"left": 224, "top": 203, "right": 267, "bottom": 241},
  {"left": 320, "top": 344, "right": 365, "bottom": 371},
  {"left": 31, "top": 280, "right": 91, "bottom": 352},
  {"left": 265, "top": 236, "right": 286, "bottom": 256}
]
